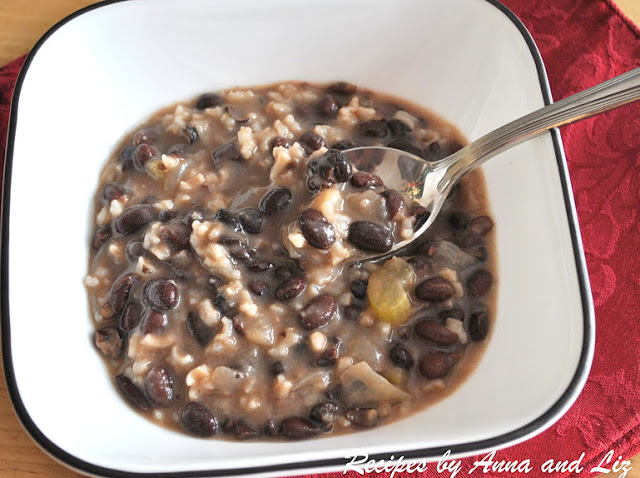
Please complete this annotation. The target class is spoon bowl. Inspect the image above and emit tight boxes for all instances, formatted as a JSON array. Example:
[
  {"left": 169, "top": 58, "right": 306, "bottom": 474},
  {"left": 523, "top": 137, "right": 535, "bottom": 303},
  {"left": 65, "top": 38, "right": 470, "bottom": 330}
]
[{"left": 343, "top": 66, "right": 640, "bottom": 262}]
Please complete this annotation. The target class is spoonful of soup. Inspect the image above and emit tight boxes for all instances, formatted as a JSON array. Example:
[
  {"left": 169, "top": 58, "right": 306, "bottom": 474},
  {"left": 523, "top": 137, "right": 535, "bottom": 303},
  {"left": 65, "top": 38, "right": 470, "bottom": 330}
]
[{"left": 285, "top": 66, "right": 640, "bottom": 264}]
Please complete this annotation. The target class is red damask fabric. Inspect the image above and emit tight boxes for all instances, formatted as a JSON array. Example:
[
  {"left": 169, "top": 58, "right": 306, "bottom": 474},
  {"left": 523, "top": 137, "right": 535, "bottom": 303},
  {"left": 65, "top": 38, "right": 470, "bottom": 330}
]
[{"left": 1, "top": 0, "right": 639, "bottom": 477}]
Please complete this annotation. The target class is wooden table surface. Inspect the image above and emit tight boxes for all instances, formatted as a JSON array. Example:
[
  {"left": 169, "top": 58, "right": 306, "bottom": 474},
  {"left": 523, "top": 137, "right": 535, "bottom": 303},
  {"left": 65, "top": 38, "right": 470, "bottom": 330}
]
[{"left": 1, "top": 1, "right": 639, "bottom": 477}]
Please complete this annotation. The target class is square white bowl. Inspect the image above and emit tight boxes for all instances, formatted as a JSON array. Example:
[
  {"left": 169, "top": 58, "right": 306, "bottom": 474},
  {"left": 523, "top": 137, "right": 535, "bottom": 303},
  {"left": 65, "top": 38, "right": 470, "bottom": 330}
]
[{"left": 2, "top": 0, "right": 594, "bottom": 476}]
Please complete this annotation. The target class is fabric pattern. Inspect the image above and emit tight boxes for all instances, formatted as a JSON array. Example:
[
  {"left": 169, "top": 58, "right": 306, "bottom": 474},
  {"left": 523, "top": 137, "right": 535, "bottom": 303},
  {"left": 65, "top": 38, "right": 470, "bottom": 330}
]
[{"left": 1, "top": 0, "right": 638, "bottom": 476}]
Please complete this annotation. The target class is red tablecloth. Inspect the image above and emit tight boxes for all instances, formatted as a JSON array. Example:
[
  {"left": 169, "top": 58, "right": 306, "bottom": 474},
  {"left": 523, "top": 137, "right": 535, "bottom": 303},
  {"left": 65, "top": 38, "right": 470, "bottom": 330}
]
[{"left": 1, "top": 0, "right": 639, "bottom": 477}]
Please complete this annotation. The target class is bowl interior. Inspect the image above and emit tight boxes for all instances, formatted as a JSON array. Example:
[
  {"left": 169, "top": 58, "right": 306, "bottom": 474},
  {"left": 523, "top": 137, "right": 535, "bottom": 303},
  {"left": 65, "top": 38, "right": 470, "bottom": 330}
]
[{"left": 4, "top": 0, "right": 591, "bottom": 474}]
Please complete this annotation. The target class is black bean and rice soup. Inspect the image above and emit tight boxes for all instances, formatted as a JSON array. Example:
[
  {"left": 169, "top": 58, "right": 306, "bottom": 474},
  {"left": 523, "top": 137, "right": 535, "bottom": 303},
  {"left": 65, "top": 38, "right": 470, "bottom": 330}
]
[{"left": 87, "top": 81, "right": 496, "bottom": 440}]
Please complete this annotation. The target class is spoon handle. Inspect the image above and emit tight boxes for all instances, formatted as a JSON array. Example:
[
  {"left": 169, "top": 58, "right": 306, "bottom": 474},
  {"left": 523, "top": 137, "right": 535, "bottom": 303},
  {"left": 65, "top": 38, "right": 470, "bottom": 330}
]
[{"left": 437, "top": 66, "right": 640, "bottom": 190}]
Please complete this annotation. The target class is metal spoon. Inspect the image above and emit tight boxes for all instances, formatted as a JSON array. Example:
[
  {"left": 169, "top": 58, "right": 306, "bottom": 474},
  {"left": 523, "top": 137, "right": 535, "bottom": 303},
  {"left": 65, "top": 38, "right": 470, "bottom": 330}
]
[{"left": 343, "top": 66, "right": 640, "bottom": 262}]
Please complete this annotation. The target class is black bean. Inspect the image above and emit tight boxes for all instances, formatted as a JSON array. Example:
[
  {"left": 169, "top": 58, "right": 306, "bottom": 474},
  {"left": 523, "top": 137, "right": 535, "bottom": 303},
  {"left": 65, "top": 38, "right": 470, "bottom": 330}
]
[
  {"left": 183, "top": 125, "right": 199, "bottom": 143},
  {"left": 419, "top": 351, "right": 451, "bottom": 379},
  {"left": 326, "top": 82, "right": 356, "bottom": 96},
  {"left": 415, "top": 319, "right": 458, "bottom": 345},
  {"left": 248, "top": 280, "right": 269, "bottom": 296},
  {"left": 215, "top": 208, "right": 242, "bottom": 232},
  {"left": 350, "top": 279, "right": 368, "bottom": 300},
  {"left": 424, "top": 140, "right": 462, "bottom": 161},
  {"left": 415, "top": 277, "right": 455, "bottom": 302},
  {"left": 299, "top": 294, "right": 337, "bottom": 330},
  {"left": 387, "top": 118, "right": 412, "bottom": 137},
  {"left": 219, "top": 233, "right": 243, "bottom": 246},
  {"left": 270, "top": 136, "right": 292, "bottom": 151},
  {"left": 346, "top": 408, "right": 380, "bottom": 427},
  {"left": 120, "top": 144, "right": 135, "bottom": 164},
  {"left": 275, "top": 277, "right": 306, "bottom": 301},
  {"left": 356, "top": 119, "right": 388, "bottom": 138},
  {"left": 317, "top": 94, "right": 340, "bottom": 118},
  {"left": 342, "top": 304, "right": 363, "bottom": 321},
  {"left": 469, "top": 215, "right": 494, "bottom": 235},
  {"left": 232, "top": 316, "right": 245, "bottom": 335},
  {"left": 187, "top": 311, "right": 214, "bottom": 346},
  {"left": 121, "top": 302, "right": 142, "bottom": 332},
  {"left": 348, "top": 221, "right": 393, "bottom": 253},
  {"left": 94, "top": 327, "right": 123, "bottom": 359},
  {"left": 389, "top": 343, "right": 414, "bottom": 369},
  {"left": 329, "top": 149, "right": 353, "bottom": 182},
  {"left": 408, "top": 256, "right": 433, "bottom": 279},
  {"left": 310, "top": 402, "right": 338, "bottom": 424},
  {"left": 280, "top": 417, "right": 320, "bottom": 439},
  {"left": 316, "top": 341, "right": 339, "bottom": 367},
  {"left": 166, "top": 143, "right": 186, "bottom": 157},
  {"left": 158, "top": 209, "right": 177, "bottom": 222},
  {"left": 125, "top": 240, "right": 146, "bottom": 262},
  {"left": 319, "top": 422, "right": 334, "bottom": 434},
  {"left": 468, "top": 311, "right": 489, "bottom": 341},
  {"left": 230, "top": 420, "right": 259, "bottom": 440},
  {"left": 212, "top": 141, "right": 243, "bottom": 167},
  {"left": 132, "top": 129, "right": 157, "bottom": 146},
  {"left": 195, "top": 93, "right": 223, "bottom": 110},
  {"left": 387, "top": 138, "right": 423, "bottom": 157},
  {"left": 331, "top": 139, "right": 361, "bottom": 151},
  {"left": 141, "top": 309, "right": 168, "bottom": 334},
  {"left": 226, "top": 106, "right": 251, "bottom": 123},
  {"left": 144, "top": 278, "right": 179, "bottom": 310},
  {"left": 237, "top": 208, "right": 264, "bottom": 234},
  {"left": 144, "top": 367, "right": 175, "bottom": 407},
  {"left": 248, "top": 259, "right": 274, "bottom": 273},
  {"left": 110, "top": 273, "right": 135, "bottom": 315},
  {"left": 259, "top": 187, "right": 292, "bottom": 215},
  {"left": 115, "top": 204, "right": 155, "bottom": 235},
  {"left": 115, "top": 374, "right": 151, "bottom": 411},
  {"left": 158, "top": 224, "right": 191, "bottom": 250},
  {"left": 133, "top": 143, "right": 157, "bottom": 169},
  {"left": 438, "top": 307, "right": 465, "bottom": 321},
  {"left": 228, "top": 243, "right": 256, "bottom": 262},
  {"left": 306, "top": 150, "right": 352, "bottom": 191},
  {"left": 103, "top": 183, "right": 124, "bottom": 202},
  {"left": 423, "top": 141, "right": 444, "bottom": 161},
  {"left": 382, "top": 189, "right": 404, "bottom": 219},
  {"left": 350, "top": 171, "right": 383, "bottom": 189},
  {"left": 299, "top": 209, "right": 336, "bottom": 250},
  {"left": 181, "top": 402, "right": 218, "bottom": 437},
  {"left": 467, "top": 269, "right": 493, "bottom": 297},
  {"left": 299, "top": 132, "right": 327, "bottom": 155},
  {"left": 92, "top": 225, "right": 111, "bottom": 250},
  {"left": 271, "top": 361, "right": 285, "bottom": 376},
  {"left": 472, "top": 246, "right": 489, "bottom": 262},
  {"left": 214, "top": 294, "right": 235, "bottom": 315},
  {"left": 449, "top": 211, "right": 470, "bottom": 230},
  {"left": 306, "top": 160, "right": 333, "bottom": 192},
  {"left": 263, "top": 420, "right": 278, "bottom": 436}
]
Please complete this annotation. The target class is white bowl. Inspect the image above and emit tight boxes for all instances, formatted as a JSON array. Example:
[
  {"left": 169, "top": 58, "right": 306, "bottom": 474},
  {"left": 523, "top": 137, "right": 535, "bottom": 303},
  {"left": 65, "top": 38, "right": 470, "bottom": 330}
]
[{"left": 2, "top": 0, "right": 594, "bottom": 476}]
